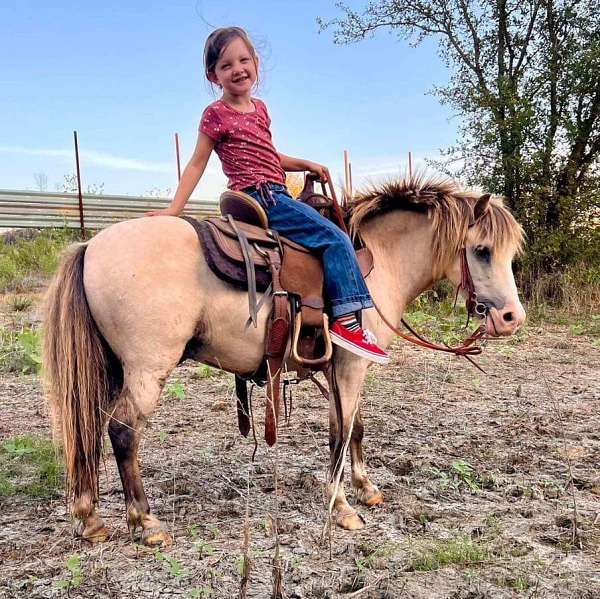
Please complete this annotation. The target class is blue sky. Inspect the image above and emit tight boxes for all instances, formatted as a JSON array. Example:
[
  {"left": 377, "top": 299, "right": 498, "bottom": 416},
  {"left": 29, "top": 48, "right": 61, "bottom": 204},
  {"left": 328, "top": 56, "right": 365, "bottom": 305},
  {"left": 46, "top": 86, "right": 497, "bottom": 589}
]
[{"left": 1, "top": 1, "right": 456, "bottom": 199}]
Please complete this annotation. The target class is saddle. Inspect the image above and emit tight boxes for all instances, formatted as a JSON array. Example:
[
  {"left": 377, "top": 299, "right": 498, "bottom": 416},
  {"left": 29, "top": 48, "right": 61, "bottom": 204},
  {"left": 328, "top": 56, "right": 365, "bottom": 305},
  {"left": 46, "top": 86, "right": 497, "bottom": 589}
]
[{"left": 185, "top": 177, "right": 373, "bottom": 446}]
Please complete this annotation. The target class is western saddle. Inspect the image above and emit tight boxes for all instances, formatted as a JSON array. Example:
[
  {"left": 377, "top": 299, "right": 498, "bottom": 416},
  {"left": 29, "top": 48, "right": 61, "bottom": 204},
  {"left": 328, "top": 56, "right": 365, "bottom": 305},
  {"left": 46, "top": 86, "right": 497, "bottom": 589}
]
[{"left": 183, "top": 175, "right": 372, "bottom": 445}]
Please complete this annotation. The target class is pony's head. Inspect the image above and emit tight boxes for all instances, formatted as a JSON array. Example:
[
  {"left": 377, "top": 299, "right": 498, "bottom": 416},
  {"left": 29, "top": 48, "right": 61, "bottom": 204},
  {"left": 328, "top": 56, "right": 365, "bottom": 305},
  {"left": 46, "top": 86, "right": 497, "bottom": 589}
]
[{"left": 349, "top": 175, "right": 526, "bottom": 336}]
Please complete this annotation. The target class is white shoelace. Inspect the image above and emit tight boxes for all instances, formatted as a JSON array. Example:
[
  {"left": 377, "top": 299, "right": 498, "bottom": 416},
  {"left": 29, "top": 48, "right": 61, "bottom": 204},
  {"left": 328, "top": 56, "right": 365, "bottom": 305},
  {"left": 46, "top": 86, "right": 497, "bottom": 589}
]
[{"left": 362, "top": 329, "right": 378, "bottom": 345}]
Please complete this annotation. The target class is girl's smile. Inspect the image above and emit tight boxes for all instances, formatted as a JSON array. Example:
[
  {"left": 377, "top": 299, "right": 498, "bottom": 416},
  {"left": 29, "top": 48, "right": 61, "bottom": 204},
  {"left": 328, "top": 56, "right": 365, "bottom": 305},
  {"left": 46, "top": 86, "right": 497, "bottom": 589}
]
[{"left": 211, "top": 37, "right": 257, "bottom": 98}]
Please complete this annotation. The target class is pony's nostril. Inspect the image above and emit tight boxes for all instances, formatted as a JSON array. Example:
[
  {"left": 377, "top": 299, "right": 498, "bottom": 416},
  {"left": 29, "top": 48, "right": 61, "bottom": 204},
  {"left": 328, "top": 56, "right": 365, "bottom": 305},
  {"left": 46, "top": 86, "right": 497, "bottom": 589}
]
[{"left": 503, "top": 311, "right": 514, "bottom": 323}]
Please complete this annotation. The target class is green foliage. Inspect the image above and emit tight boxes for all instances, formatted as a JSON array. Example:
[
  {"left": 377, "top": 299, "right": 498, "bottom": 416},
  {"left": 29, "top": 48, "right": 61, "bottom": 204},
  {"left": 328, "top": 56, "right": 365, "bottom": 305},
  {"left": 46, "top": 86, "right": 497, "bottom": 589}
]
[
  {"left": 165, "top": 379, "right": 186, "bottom": 401},
  {"left": 0, "top": 435, "right": 63, "bottom": 498},
  {"left": 354, "top": 542, "right": 399, "bottom": 572},
  {"left": 154, "top": 549, "right": 185, "bottom": 578},
  {"left": 0, "top": 228, "right": 78, "bottom": 292},
  {"left": 7, "top": 295, "right": 33, "bottom": 312},
  {"left": 0, "top": 326, "right": 42, "bottom": 374},
  {"left": 321, "top": 1, "right": 600, "bottom": 271},
  {"left": 55, "top": 554, "right": 84, "bottom": 589},
  {"left": 409, "top": 535, "right": 489, "bottom": 571},
  {"left": 405, "top": 298, "right": 474, "bottom": 346},
  {"left": 425, "top": 459, "right": 497, "bottom": 494},
  {"left": 193, "top": 364, "right": 224, "bottom": 379},
  {"left": 194, "top": 541, "right": 216, "bottom": 558}
]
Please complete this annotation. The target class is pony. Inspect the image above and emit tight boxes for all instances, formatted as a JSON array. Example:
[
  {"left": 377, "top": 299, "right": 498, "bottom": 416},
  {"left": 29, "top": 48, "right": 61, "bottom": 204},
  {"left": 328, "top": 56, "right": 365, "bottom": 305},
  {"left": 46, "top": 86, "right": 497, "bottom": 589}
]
[{"left": 43, "top": 175, "right": 525, "bottom": 546}]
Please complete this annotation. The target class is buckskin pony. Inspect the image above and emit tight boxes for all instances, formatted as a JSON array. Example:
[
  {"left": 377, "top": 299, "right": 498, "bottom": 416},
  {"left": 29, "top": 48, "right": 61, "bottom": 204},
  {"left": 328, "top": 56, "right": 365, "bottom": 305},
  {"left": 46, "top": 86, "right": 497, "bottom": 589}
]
[{"left": 43, "top": 175, "right": 525, "bottom": 546}]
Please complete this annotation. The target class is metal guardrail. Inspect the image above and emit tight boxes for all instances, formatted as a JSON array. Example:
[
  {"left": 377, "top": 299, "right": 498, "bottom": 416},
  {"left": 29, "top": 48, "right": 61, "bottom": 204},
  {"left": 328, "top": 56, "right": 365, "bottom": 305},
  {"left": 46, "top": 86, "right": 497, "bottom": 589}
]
[{"left": 0, "top": 189, "right": 219, "bottom": 229}]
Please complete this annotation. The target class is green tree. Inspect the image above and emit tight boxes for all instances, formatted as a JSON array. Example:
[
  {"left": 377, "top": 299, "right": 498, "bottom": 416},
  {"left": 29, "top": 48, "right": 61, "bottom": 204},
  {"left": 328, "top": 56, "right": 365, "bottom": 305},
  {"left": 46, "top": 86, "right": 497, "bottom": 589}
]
[{"left": 319, "top": 1, "right": 600, "bottom": 267}]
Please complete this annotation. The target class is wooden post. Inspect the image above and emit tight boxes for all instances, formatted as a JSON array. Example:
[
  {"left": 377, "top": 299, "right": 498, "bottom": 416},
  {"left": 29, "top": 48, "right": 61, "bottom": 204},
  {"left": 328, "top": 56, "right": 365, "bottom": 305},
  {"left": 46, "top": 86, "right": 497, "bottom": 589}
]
[
  {"left": 343, "top": 150, "right": 350, "bottom": 194},
  {"left": 348, "top": 162, "right": 353, "bottom": 199},
  {"left": 175, "top": 133, "right": 182, "bottom": 182},
  {"left": 73, "top": 131, "right": 85, "bottom": 239}
]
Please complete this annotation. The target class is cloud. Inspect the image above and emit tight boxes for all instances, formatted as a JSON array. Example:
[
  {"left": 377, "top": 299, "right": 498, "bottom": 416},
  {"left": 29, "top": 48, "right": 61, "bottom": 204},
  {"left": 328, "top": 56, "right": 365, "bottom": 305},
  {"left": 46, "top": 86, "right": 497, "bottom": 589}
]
[{"left": 0, "top": 144, "right": 174, "bottom": 174}]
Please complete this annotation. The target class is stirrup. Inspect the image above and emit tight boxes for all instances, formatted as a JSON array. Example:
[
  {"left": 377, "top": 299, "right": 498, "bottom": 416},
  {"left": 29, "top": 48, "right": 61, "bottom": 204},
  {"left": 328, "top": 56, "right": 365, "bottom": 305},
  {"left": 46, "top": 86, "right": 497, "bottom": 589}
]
[{"left": 291, "top": 312, "right": 333, "bottom": 367}]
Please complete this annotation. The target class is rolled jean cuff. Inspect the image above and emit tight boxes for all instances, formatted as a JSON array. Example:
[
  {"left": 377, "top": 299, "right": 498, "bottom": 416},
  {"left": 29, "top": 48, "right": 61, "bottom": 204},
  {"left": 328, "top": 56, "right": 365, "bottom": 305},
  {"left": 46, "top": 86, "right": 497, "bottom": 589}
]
[{"left": 330, "top": 297, "right": 374, "bottom": 318}]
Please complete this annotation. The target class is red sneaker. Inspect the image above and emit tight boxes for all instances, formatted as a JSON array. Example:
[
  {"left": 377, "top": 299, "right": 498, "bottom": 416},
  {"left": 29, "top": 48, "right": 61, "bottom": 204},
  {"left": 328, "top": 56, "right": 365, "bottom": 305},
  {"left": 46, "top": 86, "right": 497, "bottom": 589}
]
[{"left": 329, "top": 321, "right": 390, "bottom": 364}]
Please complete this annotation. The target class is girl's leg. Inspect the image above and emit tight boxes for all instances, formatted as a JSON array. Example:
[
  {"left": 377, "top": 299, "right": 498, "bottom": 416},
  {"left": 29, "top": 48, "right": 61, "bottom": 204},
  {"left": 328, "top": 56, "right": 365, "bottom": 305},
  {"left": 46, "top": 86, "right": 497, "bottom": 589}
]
[{"left": 260, "top": 191, "right": 372, "bottom": 316}]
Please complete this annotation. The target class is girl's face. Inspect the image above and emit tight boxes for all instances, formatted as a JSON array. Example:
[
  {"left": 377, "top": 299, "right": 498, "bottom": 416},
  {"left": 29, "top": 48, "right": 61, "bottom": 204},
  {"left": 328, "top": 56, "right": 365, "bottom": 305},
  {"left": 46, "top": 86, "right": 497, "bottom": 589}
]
[{"left": 209, "top": 37, "right": 258, "bottom": 97}]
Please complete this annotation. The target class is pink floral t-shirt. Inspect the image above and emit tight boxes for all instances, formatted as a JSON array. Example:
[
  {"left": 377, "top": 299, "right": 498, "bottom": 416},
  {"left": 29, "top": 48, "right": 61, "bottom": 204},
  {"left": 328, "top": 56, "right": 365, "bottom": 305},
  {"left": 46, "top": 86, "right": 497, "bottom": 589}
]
[{"left": 200, "top": 98, "right": 286, "bottom": 191}]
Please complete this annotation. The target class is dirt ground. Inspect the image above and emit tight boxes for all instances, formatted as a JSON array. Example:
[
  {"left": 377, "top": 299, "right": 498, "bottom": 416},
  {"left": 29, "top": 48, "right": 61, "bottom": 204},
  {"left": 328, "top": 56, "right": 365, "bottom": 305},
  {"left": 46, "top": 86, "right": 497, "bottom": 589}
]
[{"left": 1, "top": 294, "right": 599, "bottom": 598}]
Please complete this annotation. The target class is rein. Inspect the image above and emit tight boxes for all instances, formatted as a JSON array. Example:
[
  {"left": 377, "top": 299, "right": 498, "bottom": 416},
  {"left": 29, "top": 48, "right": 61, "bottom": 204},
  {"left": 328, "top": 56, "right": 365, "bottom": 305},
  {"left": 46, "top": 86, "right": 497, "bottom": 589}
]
[{"left": 371, "top": 247, "right": 488, "bottom": 371}]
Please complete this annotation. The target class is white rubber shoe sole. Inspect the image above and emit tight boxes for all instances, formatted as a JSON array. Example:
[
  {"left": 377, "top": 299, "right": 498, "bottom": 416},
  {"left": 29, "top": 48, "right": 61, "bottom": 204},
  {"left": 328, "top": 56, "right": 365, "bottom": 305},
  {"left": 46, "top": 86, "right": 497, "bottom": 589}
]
[{"left": 330, "top": 330, "right": 391, "bottom": 364}]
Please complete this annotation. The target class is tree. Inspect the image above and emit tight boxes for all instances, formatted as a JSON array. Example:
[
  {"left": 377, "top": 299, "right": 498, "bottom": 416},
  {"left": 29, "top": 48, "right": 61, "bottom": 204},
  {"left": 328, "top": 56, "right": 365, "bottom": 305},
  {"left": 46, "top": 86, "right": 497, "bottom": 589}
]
[
  {"left": 319, "top": 1, "right": 600, "bottom": 266},
  {"left": 33, "top": 172, "right": 47, "bottom": 192}
]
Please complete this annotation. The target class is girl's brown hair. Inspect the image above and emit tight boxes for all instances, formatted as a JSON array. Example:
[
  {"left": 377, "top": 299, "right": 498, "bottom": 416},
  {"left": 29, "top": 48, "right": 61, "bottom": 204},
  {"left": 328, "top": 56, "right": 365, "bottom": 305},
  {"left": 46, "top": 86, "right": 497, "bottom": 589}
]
[{"left": 203, "top": 27, "right": 258, "bottom": 80}]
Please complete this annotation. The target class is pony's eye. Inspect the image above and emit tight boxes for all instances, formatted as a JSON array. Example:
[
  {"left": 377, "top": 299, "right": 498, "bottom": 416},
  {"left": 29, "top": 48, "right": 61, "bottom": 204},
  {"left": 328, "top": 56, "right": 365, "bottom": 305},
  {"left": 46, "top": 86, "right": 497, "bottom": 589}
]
[{"left": 473, "top": 245, "right": 491, "bottom": 263}]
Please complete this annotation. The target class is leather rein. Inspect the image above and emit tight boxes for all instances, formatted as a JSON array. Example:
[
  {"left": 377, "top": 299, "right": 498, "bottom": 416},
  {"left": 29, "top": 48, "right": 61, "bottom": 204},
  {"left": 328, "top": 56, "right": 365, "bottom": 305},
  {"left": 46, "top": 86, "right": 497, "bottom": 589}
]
[{"left": 371, "top": 247, "right": 488, "bottom": 371}]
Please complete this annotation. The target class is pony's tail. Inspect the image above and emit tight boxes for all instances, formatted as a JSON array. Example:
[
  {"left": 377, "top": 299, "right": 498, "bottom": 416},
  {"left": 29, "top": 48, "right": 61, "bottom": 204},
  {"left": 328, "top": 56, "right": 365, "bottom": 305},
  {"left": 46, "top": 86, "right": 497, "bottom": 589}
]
[{"left": 43, "top": 243, "right": 121, "bottom": 503}]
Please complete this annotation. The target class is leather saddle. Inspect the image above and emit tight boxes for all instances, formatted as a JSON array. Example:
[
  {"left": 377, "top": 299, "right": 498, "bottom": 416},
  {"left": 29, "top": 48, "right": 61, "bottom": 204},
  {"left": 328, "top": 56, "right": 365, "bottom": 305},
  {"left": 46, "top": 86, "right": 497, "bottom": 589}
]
[{"left": 184, "top": 179, "right": 373, "bottom": 446}]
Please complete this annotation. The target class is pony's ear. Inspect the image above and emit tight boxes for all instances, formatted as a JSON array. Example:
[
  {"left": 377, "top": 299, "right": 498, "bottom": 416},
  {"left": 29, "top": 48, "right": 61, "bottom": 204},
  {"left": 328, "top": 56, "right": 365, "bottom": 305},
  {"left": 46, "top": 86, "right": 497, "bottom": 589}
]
[{"left": 473, "top": 194, "right": 491, "bottom": 222}]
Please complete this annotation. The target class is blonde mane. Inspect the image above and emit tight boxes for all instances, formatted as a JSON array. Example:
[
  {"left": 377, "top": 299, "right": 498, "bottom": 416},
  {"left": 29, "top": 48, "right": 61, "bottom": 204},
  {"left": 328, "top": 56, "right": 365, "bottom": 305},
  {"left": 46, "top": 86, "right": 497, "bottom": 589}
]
[{"left": 348, "top": 174, "right": 524, "bottom": 277}]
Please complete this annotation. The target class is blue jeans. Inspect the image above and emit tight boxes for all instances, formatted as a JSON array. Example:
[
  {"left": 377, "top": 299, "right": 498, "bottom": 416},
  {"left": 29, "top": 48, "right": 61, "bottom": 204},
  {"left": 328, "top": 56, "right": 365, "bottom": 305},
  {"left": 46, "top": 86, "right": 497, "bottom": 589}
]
[{"left": 244, "top": 182, "right": 373, "bottom": 318}]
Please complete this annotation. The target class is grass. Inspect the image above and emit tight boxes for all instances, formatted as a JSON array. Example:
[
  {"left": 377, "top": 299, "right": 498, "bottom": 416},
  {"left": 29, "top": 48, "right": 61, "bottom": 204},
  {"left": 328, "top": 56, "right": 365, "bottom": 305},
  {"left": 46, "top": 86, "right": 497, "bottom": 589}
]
[
  {"left": 409, "top": 534, "right": 489, "bottom": 571},
  {"left": 0, "top": 326, "right": 42, "bottom": 374},
  {"left": 7, "top": 295, "right": 34, "bottom": 312},
  {"left": 0, "top": 435, "right": 63, "bottom": 498},
  {"left": 0, "top": 228, "right": 79, "bottom": 292}
]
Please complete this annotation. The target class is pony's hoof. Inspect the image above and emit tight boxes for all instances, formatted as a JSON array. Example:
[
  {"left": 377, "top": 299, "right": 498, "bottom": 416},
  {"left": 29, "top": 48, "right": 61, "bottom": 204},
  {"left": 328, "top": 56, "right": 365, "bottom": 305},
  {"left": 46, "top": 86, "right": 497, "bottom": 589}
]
[
  {"left": 336, "top": 510, "right": 366, "bottom": 530},
  {"left": 75, "top": 518, "right": 109, "bottom": 543},
  {"left": 357, "top": 488, "right": 384, "bottom": 506},
  {"left": 142, "top": 527, "right": 173, "bottom": 547}
]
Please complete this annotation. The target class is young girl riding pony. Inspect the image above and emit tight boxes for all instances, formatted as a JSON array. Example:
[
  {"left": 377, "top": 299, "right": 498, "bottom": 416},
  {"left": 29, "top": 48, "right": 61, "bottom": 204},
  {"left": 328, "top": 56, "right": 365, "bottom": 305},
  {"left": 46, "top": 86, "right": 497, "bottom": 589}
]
[{"left": 149, "top": 26, "right": 389, "bottom": 364}]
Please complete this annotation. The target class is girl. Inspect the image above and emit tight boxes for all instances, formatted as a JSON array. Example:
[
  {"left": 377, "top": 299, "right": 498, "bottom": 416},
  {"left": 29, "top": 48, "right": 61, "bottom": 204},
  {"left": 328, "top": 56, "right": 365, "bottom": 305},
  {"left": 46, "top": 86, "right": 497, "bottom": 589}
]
[{"left": 149, "top": 26, "right": 388, "bottom": 364}]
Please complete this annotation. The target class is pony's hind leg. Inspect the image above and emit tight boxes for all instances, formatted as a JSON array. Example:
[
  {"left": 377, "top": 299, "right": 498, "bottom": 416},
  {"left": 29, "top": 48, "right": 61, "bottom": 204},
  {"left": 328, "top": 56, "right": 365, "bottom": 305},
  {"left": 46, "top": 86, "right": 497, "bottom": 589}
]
[
  {"left": 72, "top": 488, "right": 109, "bottom": 542},
  {"left": 108, "top": 375, "right": 171, "bottom": 547},
  {"left": 350, "top": 409, "right": 384, "bottom": 506}
]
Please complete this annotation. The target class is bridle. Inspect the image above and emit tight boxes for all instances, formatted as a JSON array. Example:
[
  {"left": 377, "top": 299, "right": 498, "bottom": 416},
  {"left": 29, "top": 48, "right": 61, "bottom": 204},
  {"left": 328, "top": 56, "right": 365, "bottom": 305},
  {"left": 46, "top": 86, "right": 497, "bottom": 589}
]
[{"left": 371, "top": 246, "right": 489, "bottom": 371}]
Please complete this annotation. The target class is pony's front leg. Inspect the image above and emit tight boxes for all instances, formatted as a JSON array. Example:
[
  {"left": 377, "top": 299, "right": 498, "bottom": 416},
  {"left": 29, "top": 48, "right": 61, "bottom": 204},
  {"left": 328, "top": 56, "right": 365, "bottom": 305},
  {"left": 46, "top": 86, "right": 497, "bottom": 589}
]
[
  {"left": 327, "top": 353, "right": 375, "bottom": 530},
  {"left": 108, "top": 377, "right": 172, "bottom": 547},
  {"left": 350, "top": 409, "right": 384, "bottom": 506}
]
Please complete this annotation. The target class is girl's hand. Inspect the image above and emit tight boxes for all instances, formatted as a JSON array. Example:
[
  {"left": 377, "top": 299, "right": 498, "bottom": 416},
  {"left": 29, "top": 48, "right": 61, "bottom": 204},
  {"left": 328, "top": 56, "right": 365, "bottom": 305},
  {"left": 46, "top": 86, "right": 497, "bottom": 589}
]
[
  {"left": 146, "top": 207, "right": 180, "bottom": 217},
  {"left": 306, "top": 162, "right": 330, "bottom": 183}
]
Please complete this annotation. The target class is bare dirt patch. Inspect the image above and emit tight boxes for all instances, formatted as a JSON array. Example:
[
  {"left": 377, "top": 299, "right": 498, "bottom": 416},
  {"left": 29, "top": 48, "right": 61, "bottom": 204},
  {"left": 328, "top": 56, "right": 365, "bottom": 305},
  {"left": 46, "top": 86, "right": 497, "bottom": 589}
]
[{"left": 1, "top": 294, "right": 599, "bottom": 598}]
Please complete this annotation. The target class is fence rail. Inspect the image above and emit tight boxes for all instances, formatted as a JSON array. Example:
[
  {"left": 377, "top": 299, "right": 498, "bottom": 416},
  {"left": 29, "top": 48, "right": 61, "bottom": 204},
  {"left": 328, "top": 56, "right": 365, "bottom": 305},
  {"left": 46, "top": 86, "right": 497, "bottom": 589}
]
[{"left": 0, "top": 189, "right": 218, "bottom": 230}]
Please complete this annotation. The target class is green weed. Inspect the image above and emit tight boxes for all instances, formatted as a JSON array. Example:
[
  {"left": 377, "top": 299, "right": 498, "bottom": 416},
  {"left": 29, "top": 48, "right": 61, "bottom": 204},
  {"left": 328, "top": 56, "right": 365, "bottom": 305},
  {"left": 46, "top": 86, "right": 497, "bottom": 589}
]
[
  {"left": 0, "top": 326, "right": 42, "bottom": 374},
  {"left": 155, "top": 549, "right": 185, "bottom": 578},
  {"left": 54, "top": 554, "right": 84, "bottom": 589},
  {"left": 425, "top": 459, "right": 492, "bottom": 494},
  {"left": 195, "top": 541, "right": 216, "bottom": 558},
  {"left": 193, "top": 364, "right": 223, "bottom": 379},
  {"left": 409, "top": 535, "right": 489, "bottom": 571},
  {"left": 165, "top": 380, "right": 185, "bottom": 401},
  {"left": 0, "top": 435, "right": 63, "bottom": 498},
  {"left": 189, "top": 588, "right": 213, "bottom": 598}
]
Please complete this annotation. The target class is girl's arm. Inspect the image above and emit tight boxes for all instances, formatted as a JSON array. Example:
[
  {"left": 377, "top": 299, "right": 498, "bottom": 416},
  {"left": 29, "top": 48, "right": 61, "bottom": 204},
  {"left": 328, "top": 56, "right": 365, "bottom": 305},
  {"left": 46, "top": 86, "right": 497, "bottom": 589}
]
[
  {"left": 278, "top": 152, "right": 330, "bottom": 183},
  {"left": 147, "top": 132, "right": 215, "bottom": 216}
]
